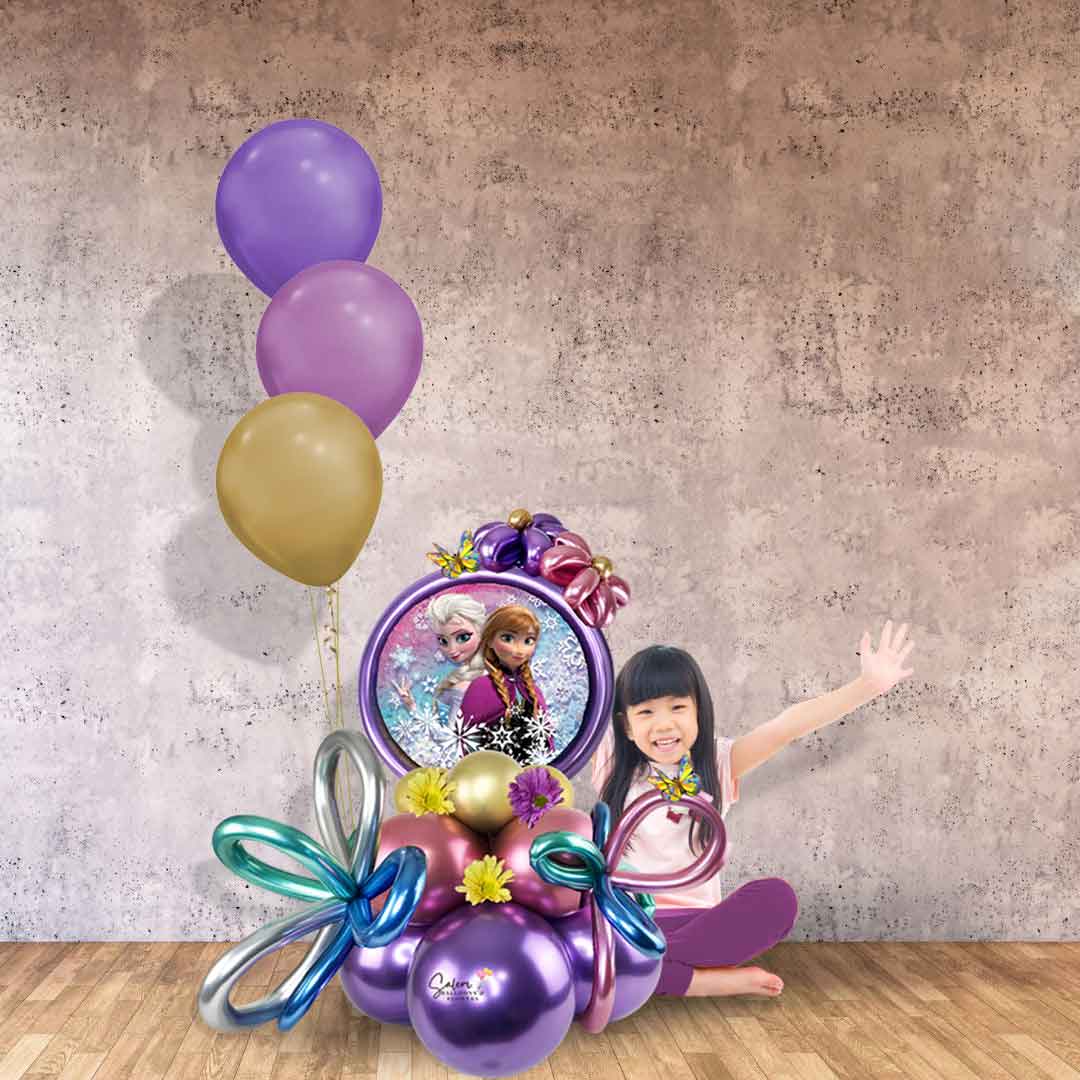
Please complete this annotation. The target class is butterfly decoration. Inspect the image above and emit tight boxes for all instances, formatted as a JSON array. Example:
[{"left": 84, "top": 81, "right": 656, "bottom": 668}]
[
  {"left": 647, "top": 754, "right": 701, "bottom": 802},
  {"left": 426, "top": 530, "right": 479, "bottom": 578}
]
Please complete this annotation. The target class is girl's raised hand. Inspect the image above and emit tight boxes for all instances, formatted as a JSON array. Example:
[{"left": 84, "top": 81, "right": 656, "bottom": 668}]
[{"left": 858, "top": 619, "right": 915, "bottom": 695}]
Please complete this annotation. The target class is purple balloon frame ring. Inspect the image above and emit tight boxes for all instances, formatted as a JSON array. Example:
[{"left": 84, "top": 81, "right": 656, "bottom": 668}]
[{"left": 357, "top": 569, "right": 613, "bottom": 779}]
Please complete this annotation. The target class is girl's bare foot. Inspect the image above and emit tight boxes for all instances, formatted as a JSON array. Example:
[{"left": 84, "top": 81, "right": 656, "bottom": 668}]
[{"left": 685, "top": 965, "right": 784, "bottom": 997}]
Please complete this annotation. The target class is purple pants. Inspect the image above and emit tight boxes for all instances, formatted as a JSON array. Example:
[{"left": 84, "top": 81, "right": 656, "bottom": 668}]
[{"left": 652, "top": 877, "right": 798, "bottom": 996}]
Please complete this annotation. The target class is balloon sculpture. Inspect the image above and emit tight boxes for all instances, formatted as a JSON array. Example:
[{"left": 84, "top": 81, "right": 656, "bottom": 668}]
[
  {"left": 212, "top": 118, "right": 423, "bottom": 587},
  {"left": 198, "top": 731, "right": 425, "bottom": 1031},
  {"left": 199, "top": 737, "right": 727, "bottom": 1078}
]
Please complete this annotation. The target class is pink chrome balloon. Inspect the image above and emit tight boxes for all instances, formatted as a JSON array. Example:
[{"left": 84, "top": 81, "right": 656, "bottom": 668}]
[
  {"left": 492, "top": 807, "right": 593, "bottom": 918},
  {"left": 372, "top": 814, "right": 487, "bottom": 925}
]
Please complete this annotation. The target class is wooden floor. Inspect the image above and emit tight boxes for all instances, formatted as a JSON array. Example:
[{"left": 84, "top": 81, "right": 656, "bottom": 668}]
[{"left": 1, "top": 941, "right": 1079, "bottom": 1080}]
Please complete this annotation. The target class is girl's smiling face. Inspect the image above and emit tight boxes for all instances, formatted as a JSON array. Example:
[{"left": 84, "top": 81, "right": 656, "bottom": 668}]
[
  {"left": 624, "top": 695, "right": 699, "bottom": 765},
  {"left": 436, "top": 616, "right": 481, "bottom": 664},
  {"left": 492, "top": 628, "right": 537, "bottom": 671}
]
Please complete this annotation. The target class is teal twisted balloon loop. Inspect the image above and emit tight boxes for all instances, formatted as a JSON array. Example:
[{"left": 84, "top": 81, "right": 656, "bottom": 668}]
[
  {"left": 528, "top": 813, "right": 663, "bottom": 958},
  {"left": 211, "top": 814, "right": 426, "bottom": 1029}
]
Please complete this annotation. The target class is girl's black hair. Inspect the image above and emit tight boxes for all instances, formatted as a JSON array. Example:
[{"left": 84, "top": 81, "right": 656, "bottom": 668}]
[{"left": 599, "top": 645, "right": 720, "bottom": 854}]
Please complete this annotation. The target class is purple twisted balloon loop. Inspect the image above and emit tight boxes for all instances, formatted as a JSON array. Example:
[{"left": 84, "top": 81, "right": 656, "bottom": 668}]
[{"left": 580, "top": 790, "right": 726, "bottom": 1034}]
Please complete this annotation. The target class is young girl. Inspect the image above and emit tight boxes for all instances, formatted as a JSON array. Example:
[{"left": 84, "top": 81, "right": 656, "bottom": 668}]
[
  {"left": 592, "top": 620, "right": 915, "bottom": 998},
  {"left": 460, "top": 604, "right": 551, "bottom": 764}
]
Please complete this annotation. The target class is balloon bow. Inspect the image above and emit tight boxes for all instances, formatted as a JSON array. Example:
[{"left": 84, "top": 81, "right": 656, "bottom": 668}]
[
  {"left": 530, "top": 789, "right": 725, "bottom": 1034},
  {"left": 198, "top": 732, "right": 426, "bottom": 1033},
  {"left": 472, "top": 508, "right": 566, "bottom": 575},
  {"left": 538, "top": 531, "right": 630, "bottom": 629}
]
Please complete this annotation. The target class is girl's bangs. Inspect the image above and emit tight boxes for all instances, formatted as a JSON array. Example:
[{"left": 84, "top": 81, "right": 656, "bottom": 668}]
[{"left": 621, "top": 647, "right": 697, "bottom": 707}]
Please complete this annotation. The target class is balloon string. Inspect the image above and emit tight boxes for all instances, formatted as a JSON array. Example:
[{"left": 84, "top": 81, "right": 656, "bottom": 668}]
[
  {"left": 308, "top": 588, "right": 334, "bottom": 726},
  {"left": 332, "top": 581, "right": 356, "bottom": 831},
  {"left": 307, "top": 586, "right": 355, "bottom": 832}
]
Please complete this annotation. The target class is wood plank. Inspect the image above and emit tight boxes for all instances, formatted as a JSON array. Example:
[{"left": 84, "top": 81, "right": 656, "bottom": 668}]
[
  {"left": 2, "top": 943, "right": 1080, "bottom": 1080},
  {"left": 0, "top": 1035, "right": 54, "bottom": 1080},
  {"left": 1001, "top": 1034, "right": 1080, "bottom": 1080}
]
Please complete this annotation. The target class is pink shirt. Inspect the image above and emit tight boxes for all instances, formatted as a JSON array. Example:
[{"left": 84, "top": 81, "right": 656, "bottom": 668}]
[{"left": 590, "top": 729, "right": 739, "bottom": 909}]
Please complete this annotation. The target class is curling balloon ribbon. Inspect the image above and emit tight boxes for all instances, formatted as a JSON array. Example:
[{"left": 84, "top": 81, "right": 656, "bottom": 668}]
[
  {"left": 198, "top": 731, "right": 426, "bottom": 1033},
  {"left": 530, "top": 789, "right": 725, "bottom": 1033}
]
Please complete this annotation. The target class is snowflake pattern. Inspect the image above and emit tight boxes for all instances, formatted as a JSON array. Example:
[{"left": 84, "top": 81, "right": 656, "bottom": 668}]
[
  {"left": 390, "top": 645, "right": 416, "bottom": 670},
  {"left": 487, "top": 722, "right": 519, "bottom": 757}
]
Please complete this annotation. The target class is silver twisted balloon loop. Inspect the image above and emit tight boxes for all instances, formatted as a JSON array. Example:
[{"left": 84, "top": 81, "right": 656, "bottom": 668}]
[
  {"left": 198, "top": 731, "right": 385, "bottom": 1032},
  {"left": 313, "top": 729, "right": 383, "bottom": 882}
]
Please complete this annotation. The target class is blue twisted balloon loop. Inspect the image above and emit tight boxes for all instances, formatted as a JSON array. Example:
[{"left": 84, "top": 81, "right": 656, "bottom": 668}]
[
  {"left": 529, "top": 803, "right": 664, "bottom": 959},
  {"left": 213, "top": 815, "right": 426, "bottom": 1030}
]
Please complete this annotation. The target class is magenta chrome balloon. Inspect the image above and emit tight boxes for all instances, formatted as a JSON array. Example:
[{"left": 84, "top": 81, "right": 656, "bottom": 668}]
[
  {"left": 358, "top": 568, "right": 614, "bottom": 779},
  {"left": 406, "top": 903, "right": 574, "bottom": 1077}
]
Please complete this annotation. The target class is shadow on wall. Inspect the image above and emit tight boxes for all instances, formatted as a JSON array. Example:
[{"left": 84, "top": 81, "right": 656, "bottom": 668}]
[{"left": 141, "top": 273, "right": 317, "bottom": 664}]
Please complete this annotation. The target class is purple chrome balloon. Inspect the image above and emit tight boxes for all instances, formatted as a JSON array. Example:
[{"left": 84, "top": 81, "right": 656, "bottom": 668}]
[
  {"left": 216, "top": 119, "right": 383, "bottom": 297},
  {"left": 406, "top": 903, "right": 574, "bottom": 1078},
  {"left": 473, "top": 513, "right": 565, "bottom": 575},
  {"left": 340, "top": 924, "right": 424, "bottom": 1025},
  {"left": 551, "top": 903, "right": 662, "bottom": 1020},
  {"left": 256, "top": 260, "right": 423, "bottom": 439}
]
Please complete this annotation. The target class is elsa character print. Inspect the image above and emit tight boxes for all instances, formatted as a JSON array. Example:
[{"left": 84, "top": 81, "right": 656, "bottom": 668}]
[{"left": 392, "top": 593, "right": 488, "bottom": 745}]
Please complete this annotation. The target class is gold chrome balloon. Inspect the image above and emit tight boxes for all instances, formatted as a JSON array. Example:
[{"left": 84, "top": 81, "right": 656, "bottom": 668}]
[
  {"left": 216, "top": 393, "right": 382, "bottom": 587},
  {"left": 447, "top": 750, "right": 521, "bottom": 834},
  {"left": 544, "top": 766, "right": 574, "bottom": 809}
]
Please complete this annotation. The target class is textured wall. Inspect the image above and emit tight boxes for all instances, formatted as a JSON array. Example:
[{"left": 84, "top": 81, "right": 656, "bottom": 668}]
[{"left": 3, "top": 0, "right": 1078, "bottom": 941}]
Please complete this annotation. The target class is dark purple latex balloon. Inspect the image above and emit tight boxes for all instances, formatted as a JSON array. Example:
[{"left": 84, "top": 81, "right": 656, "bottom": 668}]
[
  {"left": 551, "top": 902, "right": 662, "bottom": 1020},
  {"left": 256, "top": 260, "right": 423, "bottom": 438},
  {"left": 407, "top": 903, "right": 574, "bottom": 1077},
  {"left": 340, "top": 924, "right": 424, "bottom": 1025},
  {"left": 216, "top": 118, "right": 383, "bottom": 296}
]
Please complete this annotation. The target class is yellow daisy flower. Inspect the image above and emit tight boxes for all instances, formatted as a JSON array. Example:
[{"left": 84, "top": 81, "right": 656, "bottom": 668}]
[
  {"left": 401, "top": 767, "right": 456, "bottom": 816},
  {"left": 456, "top": 855, "right": 514, "bottom": 906}
]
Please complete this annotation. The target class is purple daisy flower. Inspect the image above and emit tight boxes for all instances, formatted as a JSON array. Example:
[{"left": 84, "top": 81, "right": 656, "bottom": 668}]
[{"left": 508, "top": 767, "right": 564, "bottom": 828}]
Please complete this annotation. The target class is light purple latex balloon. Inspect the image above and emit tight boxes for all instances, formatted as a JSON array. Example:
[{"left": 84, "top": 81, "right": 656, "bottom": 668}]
[
  {"left": 550, "top": 902, "right": 661, "bottom": 1020},
  {"left": 406, "top": 904, "right": 574, "bottom": 1078},
  {"left": 216, "top": 119, "right": 382, "bottom": 297},
  {"left": 256, "top": 260, "right": 423, "bottom": 438},
  {"left": 340, "top": 924, "right": 424, "bottom": 1025}
]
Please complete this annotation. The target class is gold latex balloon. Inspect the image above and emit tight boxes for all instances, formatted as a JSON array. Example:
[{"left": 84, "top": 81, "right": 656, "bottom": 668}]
[
  {"left": 447, "top": 750, "right": 521, "bottom": 834},
  {"left": 216, "top": 393, "right": 382, "bottom": 587},
  {"left": 544, "top": 766, "right": 574, "bottom": 809}
]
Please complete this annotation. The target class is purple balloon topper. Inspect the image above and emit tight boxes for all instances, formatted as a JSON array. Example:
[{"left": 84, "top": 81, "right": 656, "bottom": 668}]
[
  {"left": 473, "top": 512, "right": 564, "bottom": 575},
  {"left": 358, "top": 569, "right": 612, "bottom": 779}
]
